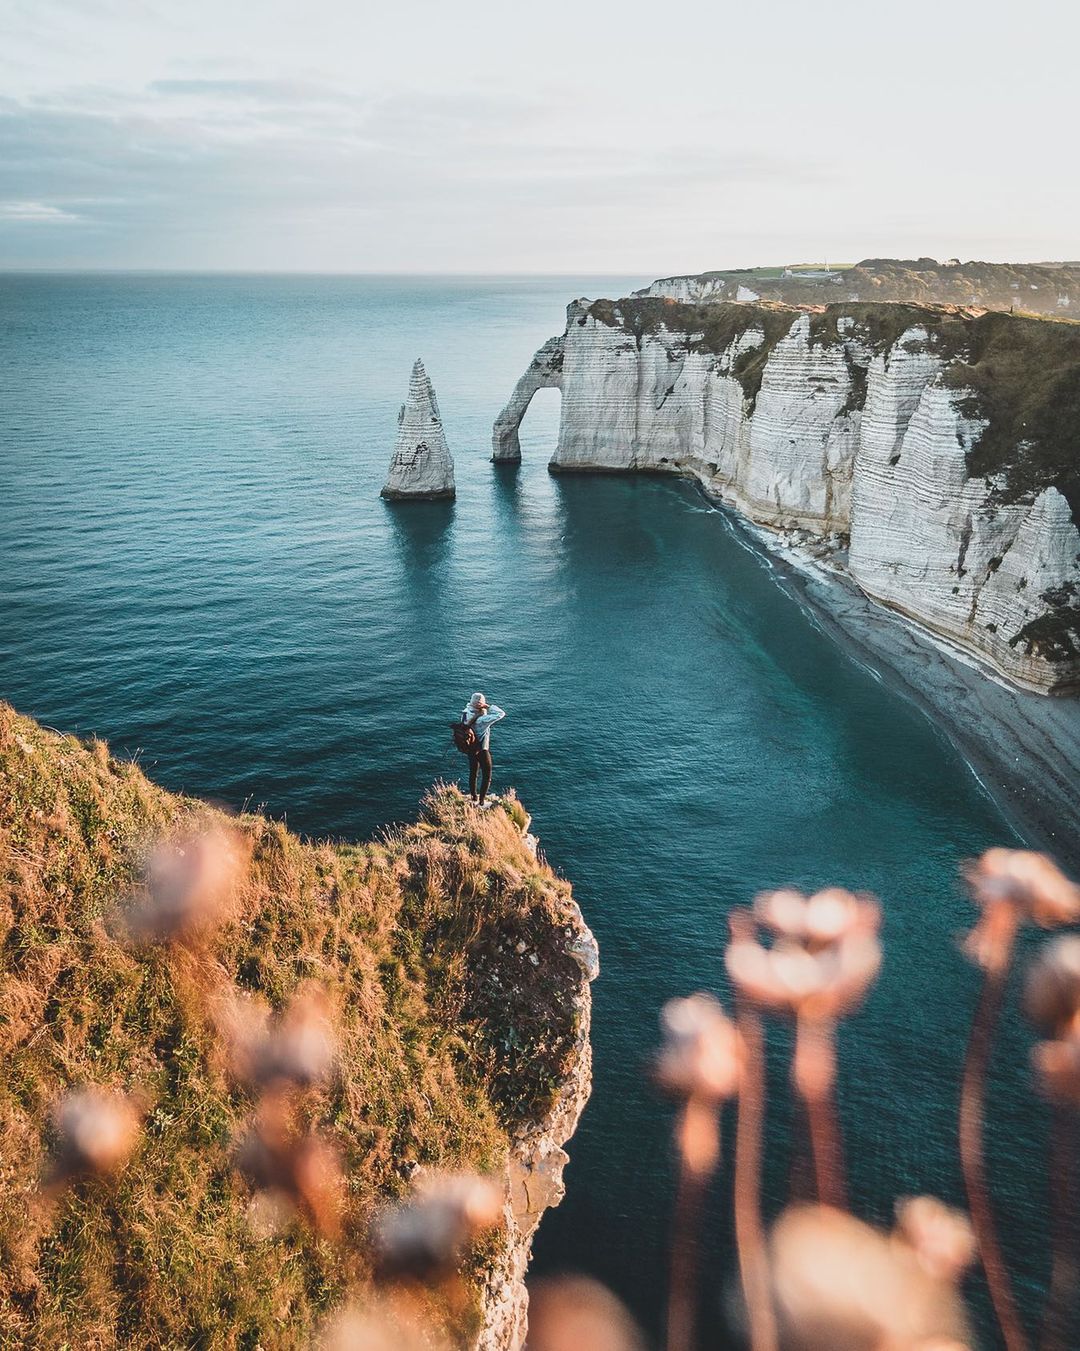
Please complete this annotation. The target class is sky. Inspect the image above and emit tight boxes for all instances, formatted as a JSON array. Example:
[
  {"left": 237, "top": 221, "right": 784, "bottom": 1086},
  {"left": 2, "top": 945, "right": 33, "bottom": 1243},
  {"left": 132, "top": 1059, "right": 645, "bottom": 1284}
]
[{"left": 1, "top": 0, "right": 1076, "bottom": 273}]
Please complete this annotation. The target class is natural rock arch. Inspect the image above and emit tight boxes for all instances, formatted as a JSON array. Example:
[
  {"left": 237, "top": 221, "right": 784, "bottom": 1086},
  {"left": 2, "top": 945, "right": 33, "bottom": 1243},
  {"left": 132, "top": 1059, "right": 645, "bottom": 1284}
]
[{"left": 491, "top": 335, "right": 564, "bottom": 462}]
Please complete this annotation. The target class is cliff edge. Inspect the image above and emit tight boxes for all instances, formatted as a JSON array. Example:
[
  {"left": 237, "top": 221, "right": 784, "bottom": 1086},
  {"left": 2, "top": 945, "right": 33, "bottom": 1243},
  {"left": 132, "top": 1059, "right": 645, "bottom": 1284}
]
[{"left": 0, "top": 704, "right": 594, "bottom": 1348}]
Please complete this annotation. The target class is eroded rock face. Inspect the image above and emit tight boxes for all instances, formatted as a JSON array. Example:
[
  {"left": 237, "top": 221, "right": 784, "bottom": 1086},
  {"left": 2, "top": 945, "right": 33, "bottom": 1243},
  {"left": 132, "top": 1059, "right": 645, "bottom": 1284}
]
[
  {"left": 495, "top": 302, "right": 1080, "bottom": 693},
  {"left": 477, "top": 911, "right": 597, "bottom": 1351},
  {"left": 382, "top": 358, "right": 456, "bottom": 500},
  {"left": 849, "top": 367, "right": 1080, "bottom": 690},
  {"left": 475, "top": 814, "right": 599, "bottom": 1351}
]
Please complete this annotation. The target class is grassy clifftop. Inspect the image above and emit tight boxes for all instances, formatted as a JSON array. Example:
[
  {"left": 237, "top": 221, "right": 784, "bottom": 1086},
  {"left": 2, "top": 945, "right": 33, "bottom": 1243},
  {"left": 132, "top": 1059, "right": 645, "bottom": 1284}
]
[
  {"left": 0, "top": 704, "right": 583, "bottom": 1347},
  {"left": 640, "top": 257, "right": 1080, "bottom": 319}
]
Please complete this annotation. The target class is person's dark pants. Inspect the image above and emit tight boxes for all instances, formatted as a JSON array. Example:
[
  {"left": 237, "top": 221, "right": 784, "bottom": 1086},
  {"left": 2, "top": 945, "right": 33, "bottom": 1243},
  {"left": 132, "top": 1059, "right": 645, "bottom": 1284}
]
[{"left": 469, "top": 748, "right": 493, "bottom": 803}]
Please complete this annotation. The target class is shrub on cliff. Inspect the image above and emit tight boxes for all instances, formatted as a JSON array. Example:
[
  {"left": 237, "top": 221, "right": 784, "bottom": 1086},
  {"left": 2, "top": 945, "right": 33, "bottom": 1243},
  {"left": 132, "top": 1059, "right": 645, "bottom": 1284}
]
[{"left": 0, "top": 703, "right": 579, "bottom": 1347}]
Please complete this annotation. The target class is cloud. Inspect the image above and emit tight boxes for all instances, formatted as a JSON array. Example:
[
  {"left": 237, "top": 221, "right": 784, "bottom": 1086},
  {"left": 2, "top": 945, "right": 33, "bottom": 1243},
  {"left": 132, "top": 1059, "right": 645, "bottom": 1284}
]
[
  {"left": 0, "top": 73, "right": 1002, "bottom": 272},
  {"left": 147, "top": 78, "right": 338, "bottom": 103},
  {"left": 0, "top": 199, "right": 81, "bottom": 222}
]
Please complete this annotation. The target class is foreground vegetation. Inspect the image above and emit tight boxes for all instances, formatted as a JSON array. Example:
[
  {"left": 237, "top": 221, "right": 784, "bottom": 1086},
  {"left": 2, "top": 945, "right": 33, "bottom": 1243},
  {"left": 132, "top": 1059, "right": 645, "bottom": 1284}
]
[{"left": 0, "top": 704, "right": 581, "bottom": 1347}]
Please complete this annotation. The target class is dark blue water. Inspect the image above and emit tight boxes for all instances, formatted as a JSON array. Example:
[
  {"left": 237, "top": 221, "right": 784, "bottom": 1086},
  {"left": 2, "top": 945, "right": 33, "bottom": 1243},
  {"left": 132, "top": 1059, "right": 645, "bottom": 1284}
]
[{"left": 1, "top": 275, "right": 1050, "bottom": 1345}]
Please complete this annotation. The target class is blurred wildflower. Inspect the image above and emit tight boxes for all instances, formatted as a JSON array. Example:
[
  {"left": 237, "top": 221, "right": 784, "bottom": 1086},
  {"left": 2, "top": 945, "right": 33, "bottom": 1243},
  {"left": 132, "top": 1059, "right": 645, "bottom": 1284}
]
[
  {"left": 372, "top": 1172, "right": 503, "bottom": 1281},
  {"left": 956, "top": 848, "right": 1066, "bottom": 1351},
  {"left": 726, "top": 892, "right": 881, "bottom": 1216},
  {"left": 127, "top": 827, "right": 248, "bottom": 944},
  {"left": 728, "top": 892, "right": 881, "bottom": 1021},
  {"left": 234, "top": 1097, "right": 343, "bottom": 1241},
  {"left": 727, "top": 910, "right": 779, "bottom": 1351},
  {"left": 1024, "top": 936, "right": 1080, "bottom": 1037},
  {"left": 220, "top": 982, "right": 337, "bottom": 1091},
  {"left": 318, "top": 1298, "right": 448, "bottom": 1351},
  {"left": 1032, "top": 1034, "right": 1080, "bottom": 1106},
  {"left": 653, "top": 994, "right": 739, "bottom": 1351},
  {"left": 47, "top": 1087, "right": 141, "bottom": 1185},
  {"left": 767, "top": 1204, "right": 972, "bottom": 1350},
  {"left": 527, "top": 1274, "right": 646, "bottom": 1351},
  {"left": 965, "top": 849, "right": 1080, "bottom": 927},
  {"left": 963, "top": 849, "right": 1080, "bottom": 974},
  {"left": 893, "top": 1197, "right": 976, "bottom": 1283},
  {"left": 754, "top": 888, "right": 880, "bottom": 952},
  {"left": 654, "top": 993, "right": 741, "bottom": 1105}
]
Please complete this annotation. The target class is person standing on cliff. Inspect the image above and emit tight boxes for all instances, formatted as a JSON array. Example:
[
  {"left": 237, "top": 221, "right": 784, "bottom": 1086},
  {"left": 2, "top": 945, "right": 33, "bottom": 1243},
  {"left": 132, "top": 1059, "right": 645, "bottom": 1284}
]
[{"left": 461, "top": 692, "right": 506, "bottom": 808}]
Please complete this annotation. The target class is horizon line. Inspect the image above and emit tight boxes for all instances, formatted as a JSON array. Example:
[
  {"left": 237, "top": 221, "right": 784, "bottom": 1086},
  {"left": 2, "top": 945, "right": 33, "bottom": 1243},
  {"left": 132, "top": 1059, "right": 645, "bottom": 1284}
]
[{"left": 0, "top": 266, "right": 658, "bottom": 278}]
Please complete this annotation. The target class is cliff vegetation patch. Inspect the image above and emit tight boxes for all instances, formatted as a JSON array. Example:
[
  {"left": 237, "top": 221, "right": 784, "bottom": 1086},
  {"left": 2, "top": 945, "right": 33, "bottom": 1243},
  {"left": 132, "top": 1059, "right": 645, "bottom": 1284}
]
[{"left": 941, "top": 311, "right": 1080, "bottom": 523}]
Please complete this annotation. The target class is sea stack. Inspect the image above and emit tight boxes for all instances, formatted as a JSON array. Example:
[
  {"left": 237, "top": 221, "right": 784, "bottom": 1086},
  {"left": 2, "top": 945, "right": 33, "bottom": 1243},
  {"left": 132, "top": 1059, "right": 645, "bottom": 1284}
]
[{"left": 381, "top": 358, "right": 456, "bottom": 501}]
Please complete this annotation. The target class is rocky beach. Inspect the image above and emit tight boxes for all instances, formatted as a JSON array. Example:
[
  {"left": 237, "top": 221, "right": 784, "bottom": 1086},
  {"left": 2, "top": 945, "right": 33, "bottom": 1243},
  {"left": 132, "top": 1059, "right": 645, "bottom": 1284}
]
[{"left": 730, "top": 512, "right": 1080, "bottom": 871}]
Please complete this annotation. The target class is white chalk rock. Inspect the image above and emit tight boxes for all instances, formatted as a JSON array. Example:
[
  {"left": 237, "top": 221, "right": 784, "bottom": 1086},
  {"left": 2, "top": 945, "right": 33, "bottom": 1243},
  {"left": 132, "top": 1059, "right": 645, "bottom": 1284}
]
[
  {"left": 381, "top": 359, "right": 455, "bottom": 501},
  {"left": 496, "top": 302, "right": 1080, "bottom": 692}
]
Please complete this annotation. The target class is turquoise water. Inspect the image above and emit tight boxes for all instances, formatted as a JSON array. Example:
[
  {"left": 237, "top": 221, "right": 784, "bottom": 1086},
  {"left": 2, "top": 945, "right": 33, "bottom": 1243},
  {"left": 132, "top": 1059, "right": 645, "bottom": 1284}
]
[{"left": 1, "top": 275, "right": 1049, "bottom": 1345}]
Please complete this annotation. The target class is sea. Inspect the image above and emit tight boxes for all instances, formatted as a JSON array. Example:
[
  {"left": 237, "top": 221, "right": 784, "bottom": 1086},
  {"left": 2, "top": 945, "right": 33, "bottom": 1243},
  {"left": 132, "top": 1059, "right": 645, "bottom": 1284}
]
[{"left": 0, "top": 273, "right": 1051, "bottom": 1346}]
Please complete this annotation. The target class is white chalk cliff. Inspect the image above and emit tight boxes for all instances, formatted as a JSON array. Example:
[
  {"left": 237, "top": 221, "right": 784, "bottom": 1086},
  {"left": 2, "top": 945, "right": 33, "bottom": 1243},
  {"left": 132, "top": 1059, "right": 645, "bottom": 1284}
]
[
  {"left": 382, "top": 358, "right": 456, "bottom": 500},
  {"left": 494, "top": 299, "right": 1080, "bottom": 693}
]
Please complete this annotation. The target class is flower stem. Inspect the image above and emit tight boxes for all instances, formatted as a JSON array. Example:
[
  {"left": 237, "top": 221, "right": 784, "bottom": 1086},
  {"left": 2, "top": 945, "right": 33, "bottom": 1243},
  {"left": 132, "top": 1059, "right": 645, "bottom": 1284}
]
[
  {"left": 960, "top": 950, "right": 1029, "bottom": 1351},
  {"left": 793, "top": 1016, "right": 846, "bottom": 1211},
  {"left": 666, "top": 1098, "right": 718, "bottom": 1351},
  {"left": 1041, "top": 1104, "right": 1077, "bottom": 1351},
  {"left": 734, "top": 1004, "right": 778, "bottom": 1351}
]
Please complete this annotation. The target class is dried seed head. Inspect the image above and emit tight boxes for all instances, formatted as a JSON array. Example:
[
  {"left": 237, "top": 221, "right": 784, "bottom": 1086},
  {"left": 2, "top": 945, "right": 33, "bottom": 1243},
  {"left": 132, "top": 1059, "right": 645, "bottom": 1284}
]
[
  {"left": 965, "top": 849, "right": 1080, "bottom": 928},
  {"left": 654, "top": 994, "right": 741, "bottom": 1102},
  {"left": 372, "top": 1172, "right": 503, "bottom": 1279},
  {"left": 1032, "top": 1033, "right": 1080, "bottom": 1108},
  {"left": 754, "top": 889, "right": 810, "bottom": 941},
  {"left": 527, "top": 1275, "right": 646, "bottom": 1351},
  {"left": 221, "top": 983, "right": 337, "bottom": 1090},
  {"left": 753, "top": 889, "right": 880, "bottom": 950},
  {"left": 961, "top": 897, "right": 1020, "bottom": 974},
  {"left": 318, "top": 1301, "right": 447, "bottom": 1351},
  {"left": 50, "top": 1088, "right": 140, "bottom": 1182},
  {"left": 129, "top": 828, "right": 248, "bottom": 943},
  {"left": 234, "top": 1100, "right": 343, "bottom": 1240},
  {"left": 894, "top": 1197, "right": 976, "bottom": 1283},
  {"left": 726, "top": 933, "right": 881, "bottom": 1020},
  {"left": 768, "top": 1204, "right": 972, "bottom": 1349},
  {"left": 805, "top": 889, "right": 880, "bottom": 949},
  {"left": 1024, "top": 936, "right": 1080, "bottom": 1036}
]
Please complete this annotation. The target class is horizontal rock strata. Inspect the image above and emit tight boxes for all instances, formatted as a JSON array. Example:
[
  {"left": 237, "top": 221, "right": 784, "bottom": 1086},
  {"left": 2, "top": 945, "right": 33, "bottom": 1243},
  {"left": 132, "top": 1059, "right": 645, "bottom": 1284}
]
[{"left": 382, "top": 358, "right": 456, "bottom": 500}]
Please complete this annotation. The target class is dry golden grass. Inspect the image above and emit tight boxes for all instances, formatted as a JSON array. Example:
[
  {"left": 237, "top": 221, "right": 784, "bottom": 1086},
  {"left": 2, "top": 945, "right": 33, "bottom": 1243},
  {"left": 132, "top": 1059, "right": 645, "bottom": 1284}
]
[{"left": 0, "top": 703, "right": 579, "bottom": 1348}]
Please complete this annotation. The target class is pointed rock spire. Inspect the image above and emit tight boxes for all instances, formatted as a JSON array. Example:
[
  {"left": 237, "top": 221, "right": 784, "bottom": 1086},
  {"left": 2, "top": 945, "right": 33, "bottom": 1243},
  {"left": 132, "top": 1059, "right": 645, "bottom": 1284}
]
[{"left": 381, "top": 358, "right": 456, "bottom": 501}]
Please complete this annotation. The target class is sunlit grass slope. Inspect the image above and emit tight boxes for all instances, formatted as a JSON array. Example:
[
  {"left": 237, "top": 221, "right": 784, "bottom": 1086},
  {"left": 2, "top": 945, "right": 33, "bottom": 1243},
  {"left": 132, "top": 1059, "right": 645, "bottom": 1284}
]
[{"left": 0, "top": 703, "right": 581, "bottom": 1347}]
